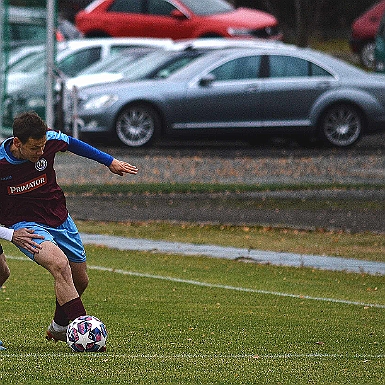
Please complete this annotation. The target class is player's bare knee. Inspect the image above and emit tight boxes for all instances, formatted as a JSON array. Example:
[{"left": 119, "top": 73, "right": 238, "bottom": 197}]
[{"left": 49, "top": 256, "right": 72, "bottom": 282}]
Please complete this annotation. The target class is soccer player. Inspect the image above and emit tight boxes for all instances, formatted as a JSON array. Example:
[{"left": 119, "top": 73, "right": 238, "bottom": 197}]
[{"left": 0, "top": 111, "right": 138, "bottom": 343}]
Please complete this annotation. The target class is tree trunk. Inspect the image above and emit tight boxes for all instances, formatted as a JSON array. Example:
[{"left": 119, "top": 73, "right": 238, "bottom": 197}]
[{"left": 295, "top": 0, "right": 310, "bottom": 47}]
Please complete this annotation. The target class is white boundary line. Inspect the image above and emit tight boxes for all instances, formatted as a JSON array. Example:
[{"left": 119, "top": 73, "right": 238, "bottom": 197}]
[{"left": 7, "top": 255, "right": 385, "bottom": 309}]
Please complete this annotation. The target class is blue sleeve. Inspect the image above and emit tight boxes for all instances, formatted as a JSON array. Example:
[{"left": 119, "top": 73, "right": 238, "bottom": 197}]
[{"left": 67, "top": 136, "right": 113, "bottom": 167}]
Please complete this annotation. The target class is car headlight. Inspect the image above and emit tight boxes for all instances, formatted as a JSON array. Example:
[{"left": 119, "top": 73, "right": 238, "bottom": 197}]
[
  {"left": 227, "top": 27, "right": 254, "bottom": 37},
  {"left": 375, "top": 61, "right": 385, "bottom": 73},
  {"left": 83, "top": 94, "right": 118, "bottom": 111}
]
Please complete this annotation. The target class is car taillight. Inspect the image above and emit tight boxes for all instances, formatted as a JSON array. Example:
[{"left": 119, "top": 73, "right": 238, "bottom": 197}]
[{"left": 56, "top": 31, "right": 65, "bottom": 42}]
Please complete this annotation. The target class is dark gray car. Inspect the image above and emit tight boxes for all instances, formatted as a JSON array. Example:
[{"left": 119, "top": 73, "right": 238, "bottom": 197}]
[{"left": 74, "top": 44, "right": 385, "bottom": 148}]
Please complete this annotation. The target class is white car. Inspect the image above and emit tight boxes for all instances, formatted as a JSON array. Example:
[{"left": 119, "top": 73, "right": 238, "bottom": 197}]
[{"left": 5, "top": 37, "right": 174, "bottom": 93}]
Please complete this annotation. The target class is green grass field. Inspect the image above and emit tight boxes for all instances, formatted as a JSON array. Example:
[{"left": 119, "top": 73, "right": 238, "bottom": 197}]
[{"left": 1, "top": 231, "right": 385, "bottom": 384}]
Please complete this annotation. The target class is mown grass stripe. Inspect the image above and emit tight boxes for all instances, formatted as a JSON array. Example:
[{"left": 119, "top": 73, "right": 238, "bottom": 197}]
[{"left": 1, "top": 353, "right": 385, "bottom": 359}]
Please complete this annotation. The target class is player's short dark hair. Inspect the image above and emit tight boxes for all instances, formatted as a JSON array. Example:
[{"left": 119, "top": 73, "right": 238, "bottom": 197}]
[{"left": 13, "top": 111, "right": 48, "bottom": 144}]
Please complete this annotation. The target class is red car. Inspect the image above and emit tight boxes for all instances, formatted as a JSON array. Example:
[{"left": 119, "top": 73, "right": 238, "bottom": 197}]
[
  {"left": 350, "top": 0, "right": 385, "bottom": 69},
  {"left": 75, "top": 0, "right": 282, "bottom": 41}
]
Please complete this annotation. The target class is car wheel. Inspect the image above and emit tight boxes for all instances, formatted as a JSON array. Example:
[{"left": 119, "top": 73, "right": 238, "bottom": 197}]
[
  {"left": 115, "top": 104, "right": 161, "bottom": 147},
  {"left": 360, "top": 41, "right": 375, "bottom": 69},
  {"left": 318, "top": 104, "right": 362, "bottom": 148}
]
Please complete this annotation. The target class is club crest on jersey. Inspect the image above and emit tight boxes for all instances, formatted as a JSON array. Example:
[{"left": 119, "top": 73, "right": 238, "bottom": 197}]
[{"left": 35, "top": 158, "right": 47, "bottom": 171}]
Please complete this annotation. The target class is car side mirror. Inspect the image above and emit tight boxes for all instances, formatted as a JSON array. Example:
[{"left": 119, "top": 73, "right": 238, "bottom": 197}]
[
  {"left": 170, "top": 10, "right": 187, "bottom": 20},
  {"left": 199, "top": 74, "right": 216, "bottom": 87}
]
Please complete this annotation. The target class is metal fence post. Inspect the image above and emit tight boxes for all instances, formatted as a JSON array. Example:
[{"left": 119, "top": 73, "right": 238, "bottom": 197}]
[{"left": 71, "top": 85, "right": 79, "bottom": 139}]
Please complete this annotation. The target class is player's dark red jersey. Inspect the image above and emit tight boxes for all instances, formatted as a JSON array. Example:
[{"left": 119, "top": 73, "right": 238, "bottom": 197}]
[{"left": 0, "top": 130, "right": 113, "bottom": 227}]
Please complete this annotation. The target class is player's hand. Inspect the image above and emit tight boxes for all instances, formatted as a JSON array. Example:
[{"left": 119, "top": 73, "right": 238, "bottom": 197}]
[
  {"left": 108, "top": 159, "right": 138, "bottom": 176},
  {"left": 12, "top": 228, "right": 44, "bottom": 254}
]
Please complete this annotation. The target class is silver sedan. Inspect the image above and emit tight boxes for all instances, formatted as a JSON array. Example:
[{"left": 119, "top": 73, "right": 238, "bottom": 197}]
[{"left": 74, "top": 44, "right": 385, "bottom": 147}]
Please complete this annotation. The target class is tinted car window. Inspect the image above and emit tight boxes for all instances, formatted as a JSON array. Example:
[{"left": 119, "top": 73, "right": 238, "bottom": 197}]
[
  {"left": 58, "top": 47, "right": 101, "bottom": 77},
  {"left": 109, "top": 45, "right": 144, "bottom": 55},
  {"left": 268, "top": 55, "right": 332, "bottom": 78},
  {"left": 210, "top": 56, "right": 261, "bottom": 80},
  {"left": 180, "top": 0, "right": 233, "bottom": 15},
  {"left": 109, "top": 0, "right": 143, "bottom": 13},
  {"left": 269, "top": 55, "right": 309, "bottom": 77},
  {"left": 154, "top": 57, "right": 197, "bottom": 78},
  {"left": 147, "top": 0, "right": 176, "bottom": 16},
  {"left": 310, "top": 62, "right": 332, "bottom": 76}
]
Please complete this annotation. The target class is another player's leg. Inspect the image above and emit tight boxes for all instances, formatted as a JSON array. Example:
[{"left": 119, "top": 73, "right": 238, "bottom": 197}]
[
  {"left": 0, "top": 244, "right": 10, "bottom": 351},
  {"left": 0, "top": 244, "right": 10, "bottom": 288}
]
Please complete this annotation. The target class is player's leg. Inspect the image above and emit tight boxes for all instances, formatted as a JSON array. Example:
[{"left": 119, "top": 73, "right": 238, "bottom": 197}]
[
  {"left": 34, "top": 241, "right": 85, "bottom": 312},
  {"left": 47, "top": 262, "right": 89, "bottom": 342},
  {"left": 54, "top": 214, "right": 88, "bottom": 296},
  {"left": 70, "top": 261, "right": 89, "bottom": 296},
  {"left": 45, "top": 216, "right": 89, "bottom": 341},
  {"left": 33, "top": 241, "right": 87, "bottom": 342},
  {"left": 0, "top": 244, "right": 10, "bottom": 288}
]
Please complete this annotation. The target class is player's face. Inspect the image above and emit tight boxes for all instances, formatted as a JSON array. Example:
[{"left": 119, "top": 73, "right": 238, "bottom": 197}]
[{"left": 16, "top": 136, "right": 47, "bottom": 163}]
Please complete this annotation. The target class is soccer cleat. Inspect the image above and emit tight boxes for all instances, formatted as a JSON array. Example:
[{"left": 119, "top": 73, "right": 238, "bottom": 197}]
[
  {"left": 0, "top": 340, "right": 6, "bottom": 351},
  {"left": 46, "top": 324, "right": 67, "bottom": 342}
]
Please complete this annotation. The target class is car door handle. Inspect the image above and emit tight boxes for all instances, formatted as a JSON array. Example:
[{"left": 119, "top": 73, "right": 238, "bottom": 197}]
[
  {"left": 316, "top": 81, "right": 331, "bottom": 89},
  {"left": 245, "top": 85, "right": 259, "bottom": 92}
]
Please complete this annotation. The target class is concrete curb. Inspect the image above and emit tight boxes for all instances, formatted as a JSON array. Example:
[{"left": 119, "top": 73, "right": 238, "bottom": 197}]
[{"left": 80, "top": 233, "right": 385, "bottom": 276}]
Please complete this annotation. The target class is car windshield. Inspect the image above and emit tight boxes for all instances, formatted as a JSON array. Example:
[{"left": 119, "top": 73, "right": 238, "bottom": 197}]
[
  {"left": 78, "top": 48, "right": 158, "bottom": 75},
  {"left": 121, "top": 50, "right": 205, "bottom": 80},
  {"left": 8, "top": 51, "right": 45, "bottom": 73},
  {"left": 8, "top": 44, "right": 67, "bottom": 74},
  {"left": 181, "top": 0, "right": 233, "bottom": 15},
  {"left": 79, "top": 55, "right": 128, "bottom": 75}
]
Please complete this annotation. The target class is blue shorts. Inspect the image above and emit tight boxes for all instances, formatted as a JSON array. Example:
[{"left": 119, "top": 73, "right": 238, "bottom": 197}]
[{"left": 11, "top": 215, "right": 86, "bottom": 263}]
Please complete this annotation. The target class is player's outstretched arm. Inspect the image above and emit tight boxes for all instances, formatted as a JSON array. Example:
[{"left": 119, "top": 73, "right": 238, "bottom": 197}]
[
  {"left": 66, "top": 136, "right": 138, "bottom": 176},
  {"left": 108, "top": 159, "right": 138, "bottom": 176},
  {"left": 11, "top": 228, "right": 44, "bottom": 254}
]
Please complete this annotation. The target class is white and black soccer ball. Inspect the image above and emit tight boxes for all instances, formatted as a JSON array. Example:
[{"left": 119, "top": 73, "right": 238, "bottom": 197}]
[{"left": 66, "top": 315, "right": 108, "bottom": 352}]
